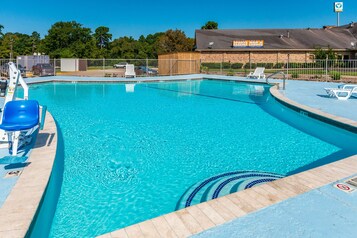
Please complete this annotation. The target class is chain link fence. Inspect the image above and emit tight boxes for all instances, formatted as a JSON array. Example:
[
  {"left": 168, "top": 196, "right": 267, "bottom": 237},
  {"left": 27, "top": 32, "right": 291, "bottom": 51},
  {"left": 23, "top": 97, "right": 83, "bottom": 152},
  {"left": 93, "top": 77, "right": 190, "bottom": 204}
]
[{"left": 1, "top": 58, "right": 357, "bottom": 82}]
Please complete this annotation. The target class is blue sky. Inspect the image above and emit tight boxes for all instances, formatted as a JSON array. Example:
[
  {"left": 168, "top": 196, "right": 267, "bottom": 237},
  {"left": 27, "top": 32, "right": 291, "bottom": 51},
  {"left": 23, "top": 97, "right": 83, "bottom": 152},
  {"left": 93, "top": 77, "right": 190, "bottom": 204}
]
[{"left": 0, "top": 0, "right": 356, "bottom": 39}]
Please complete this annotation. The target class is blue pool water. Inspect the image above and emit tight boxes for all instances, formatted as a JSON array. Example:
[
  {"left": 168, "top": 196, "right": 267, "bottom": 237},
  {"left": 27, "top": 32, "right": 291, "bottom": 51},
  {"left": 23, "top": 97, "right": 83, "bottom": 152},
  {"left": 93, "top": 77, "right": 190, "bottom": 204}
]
[{"left": 26, "top": 80, "right": 357, "bottom": 237}]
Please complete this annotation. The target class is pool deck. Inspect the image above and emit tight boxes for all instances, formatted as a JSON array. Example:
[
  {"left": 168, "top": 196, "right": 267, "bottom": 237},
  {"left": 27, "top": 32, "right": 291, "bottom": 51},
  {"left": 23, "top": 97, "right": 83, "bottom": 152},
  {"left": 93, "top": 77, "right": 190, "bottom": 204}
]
[
  {"left": 0, "top": 111, "right": 57, "bottom": 237},
  {"left": 1, "top": 74, "right": 357, "bottom": 237},
  {"left": 277, "top": 80, "right": 357, "bottom": 122},
  {"left": 193, "top": 173, "right": 357, "bottom": 238}
]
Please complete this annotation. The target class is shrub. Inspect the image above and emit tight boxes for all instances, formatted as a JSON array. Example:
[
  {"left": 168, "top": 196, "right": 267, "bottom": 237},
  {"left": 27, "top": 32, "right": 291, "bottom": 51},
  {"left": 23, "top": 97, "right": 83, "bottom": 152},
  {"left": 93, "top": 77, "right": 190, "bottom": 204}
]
[
  {"left": 226, "top": 69, "right": 235, "bottom": 76},
  {"left": 244, "top": 63, "right": 256, "bottom": 69},
  {"left": 265, "top": 63, "right": 274, "bottom": 69},
  {"left": 200, "top": 66, "right": 209, "bottom": 73},
  {"left": 330, "top": 71, "right": 341, "bottom": 80},
  {"left": 222, "top": 62, "right": 231, "bottom": 69},
  {"left": 289, "top": 63, "right": 303, "bottom": 68},
  {"left": 256, "top": 63, "right": 266, "bottom": 68},
  {"left": 201, "top": 63, "right": 221, "bottom": 69},
  {"left": 291, "top": 72, "right": 299, "bottom": 79},
  {"left": 231, "top": 63, "right": 244, "bottom": 69},
  {"left": 274, "top": 63, "right": 285, "bottom": 69}
]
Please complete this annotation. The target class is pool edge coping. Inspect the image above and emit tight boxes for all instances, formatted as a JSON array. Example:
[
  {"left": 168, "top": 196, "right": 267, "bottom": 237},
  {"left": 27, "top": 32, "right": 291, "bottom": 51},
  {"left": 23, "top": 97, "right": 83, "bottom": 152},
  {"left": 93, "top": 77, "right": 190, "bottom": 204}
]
[{"left": 0, "top": 111, "right": 57, "bottom": 237}]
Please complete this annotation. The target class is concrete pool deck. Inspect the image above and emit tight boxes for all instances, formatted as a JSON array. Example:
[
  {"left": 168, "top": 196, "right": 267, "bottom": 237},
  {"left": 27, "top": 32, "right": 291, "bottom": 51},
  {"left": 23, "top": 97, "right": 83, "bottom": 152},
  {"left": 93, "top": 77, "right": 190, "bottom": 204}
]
[
  {"left": 0, "top": 111, "right": 57, "bottom": 237},
  {"left": 193, "top": 173, "right": 357, "bottom": 238},
  {"left": 1, "top": 74, "right": 356, "bottom": 237},
  {"left": 277, "top": 80, "right": 357, "bottom": 122}
]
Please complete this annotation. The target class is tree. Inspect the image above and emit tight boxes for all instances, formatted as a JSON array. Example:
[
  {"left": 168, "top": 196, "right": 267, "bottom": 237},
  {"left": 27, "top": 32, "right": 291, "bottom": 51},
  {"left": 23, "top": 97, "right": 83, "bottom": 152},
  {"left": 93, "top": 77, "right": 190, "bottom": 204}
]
[
  {"left": 93, "top": 26, "right": 112, "bottom": 49},
  {"left": 201, "top": 21, "right": 218, "bottom": 30},
  {"left": 30, "top": 31, "right": 41, "bottom": 54},
  {"left": 155, "top": 29, "right": 194, "bottom": 54},
  {"left": 145, "top": 32, "right": 164, "bottom": 58},
  {"left": 0, "top": 32, "right": 35, "bottom": 58},
  {"left": 314, "top": 46, "right": 340, "bottom": 60},
  {"left": 42, "top": 21, "right": 94, "bottom": 58},
  {"left": 110, "top": 36, "right": 136, "bottom": 59}
]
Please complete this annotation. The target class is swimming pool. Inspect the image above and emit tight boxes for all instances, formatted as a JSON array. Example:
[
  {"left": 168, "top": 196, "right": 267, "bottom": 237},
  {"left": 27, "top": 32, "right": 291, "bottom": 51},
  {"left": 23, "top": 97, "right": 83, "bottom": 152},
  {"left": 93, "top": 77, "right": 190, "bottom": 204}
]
[{"left": 27, "top": 79, "right": 357, "bottom": 237}]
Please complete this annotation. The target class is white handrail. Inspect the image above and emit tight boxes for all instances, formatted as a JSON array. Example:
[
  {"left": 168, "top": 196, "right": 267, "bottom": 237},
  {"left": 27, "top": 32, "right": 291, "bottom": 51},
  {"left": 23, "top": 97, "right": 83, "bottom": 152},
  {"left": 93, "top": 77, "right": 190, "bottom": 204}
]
[{"left": 267, "top": 71, "right": 286, "bottom": 90}]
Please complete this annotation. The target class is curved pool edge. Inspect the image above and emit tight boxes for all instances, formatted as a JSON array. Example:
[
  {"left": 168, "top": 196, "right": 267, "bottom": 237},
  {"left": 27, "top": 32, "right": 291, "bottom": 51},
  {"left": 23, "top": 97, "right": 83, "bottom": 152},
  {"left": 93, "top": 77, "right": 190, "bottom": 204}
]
[
  {"left": 270, "top": 85, "right": 357, "bottom": 132},
  {"left": 0, "top": 111, "right": 58, "bottom": 237}
]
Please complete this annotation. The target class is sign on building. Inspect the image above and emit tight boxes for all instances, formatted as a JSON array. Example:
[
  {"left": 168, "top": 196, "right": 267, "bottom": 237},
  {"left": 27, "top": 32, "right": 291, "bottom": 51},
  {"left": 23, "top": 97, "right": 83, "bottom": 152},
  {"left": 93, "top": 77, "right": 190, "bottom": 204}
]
[
  {"left": 334, "top": 2, "right": 343, "bottom": 12},
  {"left": 232, "top": 40, "right": 264, "bottom": 48}
]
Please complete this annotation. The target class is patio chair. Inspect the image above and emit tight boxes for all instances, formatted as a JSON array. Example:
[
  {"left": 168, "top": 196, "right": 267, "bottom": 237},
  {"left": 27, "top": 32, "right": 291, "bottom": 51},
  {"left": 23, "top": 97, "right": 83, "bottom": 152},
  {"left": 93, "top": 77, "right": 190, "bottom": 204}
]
[
  {"left": 0, "top": 100, "right": 40, "bottom": 155},
  {"left": 247, "top": 67, "right": 266, "bottom": 79},
  {"left": 324, "top": 87, "right": 357, "bottom": 100},
  {"left": 125, "top": 64, "right": 136, "bottom": 78}
]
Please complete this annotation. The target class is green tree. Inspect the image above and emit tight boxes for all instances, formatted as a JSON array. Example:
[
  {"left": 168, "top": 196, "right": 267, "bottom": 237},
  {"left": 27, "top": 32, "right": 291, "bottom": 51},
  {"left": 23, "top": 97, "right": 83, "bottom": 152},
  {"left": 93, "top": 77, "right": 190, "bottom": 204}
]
[
  {"left": 42, "top": 21, "right": 94, "bottom": 58},
  {"left": 155, "top": 29, "right": 194, "bottom": 54},
  {"left": 201, "top": 21, "right": 218, "bottom": 30},
  {"left": 0, "top": 32, "right": 34, "bottom": 58},
  {"left": 110, "top": 36, "right": 136, "bottom": 59},
  {"left": 145, "top": 32, "right": 164, "bottom": 58},
  {"left": 30, "top": 31, "right": 41, "bottom": 54},
  {"left": 93, "top": 26, "right": 112, "bottom": 49},
  {"left": 314, "top": 46, "right": 340, "bottom": 60}
]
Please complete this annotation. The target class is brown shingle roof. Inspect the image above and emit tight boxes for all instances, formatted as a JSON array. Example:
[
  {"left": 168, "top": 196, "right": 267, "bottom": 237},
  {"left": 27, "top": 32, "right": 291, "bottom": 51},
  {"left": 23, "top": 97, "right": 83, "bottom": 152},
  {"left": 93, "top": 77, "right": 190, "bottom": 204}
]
[{"left": 195, "top": 23, "right": 357, "bottom": 51}]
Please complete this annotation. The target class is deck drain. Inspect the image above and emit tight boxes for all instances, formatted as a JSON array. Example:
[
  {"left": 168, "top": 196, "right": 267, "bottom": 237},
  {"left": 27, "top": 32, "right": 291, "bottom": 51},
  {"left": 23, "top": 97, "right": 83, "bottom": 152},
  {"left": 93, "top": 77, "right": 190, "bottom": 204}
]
[{"left": 4, "top": 170, "right": 22, "bottom": 178}]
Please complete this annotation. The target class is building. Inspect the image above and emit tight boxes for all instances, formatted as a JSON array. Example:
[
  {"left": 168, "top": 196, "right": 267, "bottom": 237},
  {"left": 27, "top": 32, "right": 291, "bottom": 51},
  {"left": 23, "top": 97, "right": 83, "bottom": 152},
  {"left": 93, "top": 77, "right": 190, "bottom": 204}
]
[{"left": 195, "top": 22, "right": 357, "bottom": 64}]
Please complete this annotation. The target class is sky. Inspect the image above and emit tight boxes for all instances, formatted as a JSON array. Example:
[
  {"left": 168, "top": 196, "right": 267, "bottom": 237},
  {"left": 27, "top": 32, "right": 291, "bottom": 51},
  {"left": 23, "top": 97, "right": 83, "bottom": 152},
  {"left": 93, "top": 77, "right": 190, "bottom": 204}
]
[{"left": 0, "top": 0, "right": 356, "bottom": 39}]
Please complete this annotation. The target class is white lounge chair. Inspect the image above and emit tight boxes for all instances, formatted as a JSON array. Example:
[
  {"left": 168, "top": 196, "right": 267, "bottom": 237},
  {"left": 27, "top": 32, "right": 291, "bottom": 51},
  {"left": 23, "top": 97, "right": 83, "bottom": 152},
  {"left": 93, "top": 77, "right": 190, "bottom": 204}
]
[
  {"left": 247, "top": 67, "right": 266, "bottom": 79},
  {"left": 125, "top": 64, "right": 136, "bottom": 78},
  {"left": 325, "top": 84, "right": 357, "bottom": 100}
]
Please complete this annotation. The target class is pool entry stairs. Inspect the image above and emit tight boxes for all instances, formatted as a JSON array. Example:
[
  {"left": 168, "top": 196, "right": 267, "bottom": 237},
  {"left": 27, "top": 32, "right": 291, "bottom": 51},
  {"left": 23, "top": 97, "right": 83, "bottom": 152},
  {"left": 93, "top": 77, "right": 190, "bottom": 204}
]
[{"left": 176, "top": 170, "right": 284, "bottom": 210}]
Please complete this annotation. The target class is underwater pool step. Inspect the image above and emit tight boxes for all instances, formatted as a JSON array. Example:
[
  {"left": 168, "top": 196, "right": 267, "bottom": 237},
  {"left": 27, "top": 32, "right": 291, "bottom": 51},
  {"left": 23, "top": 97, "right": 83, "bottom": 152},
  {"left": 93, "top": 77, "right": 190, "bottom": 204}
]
[{"left": 176, "top": 171, "right": 284, "bottom": 210}]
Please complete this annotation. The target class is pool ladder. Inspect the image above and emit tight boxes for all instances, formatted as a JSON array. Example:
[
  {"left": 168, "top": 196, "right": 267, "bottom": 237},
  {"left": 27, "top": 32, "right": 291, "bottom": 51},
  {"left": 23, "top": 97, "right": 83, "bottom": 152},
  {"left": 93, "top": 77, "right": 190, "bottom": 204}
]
[{"left": 266, "top": 71, "right": 286, "bottom": 90}]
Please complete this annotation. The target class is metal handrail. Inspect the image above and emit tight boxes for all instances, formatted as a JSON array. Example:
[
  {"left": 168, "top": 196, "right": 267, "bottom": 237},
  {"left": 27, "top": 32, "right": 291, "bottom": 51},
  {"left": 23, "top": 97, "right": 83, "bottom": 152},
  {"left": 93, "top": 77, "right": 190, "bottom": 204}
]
[{"left": 266, "top": 71, "right": 286, "bottom": 90}]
